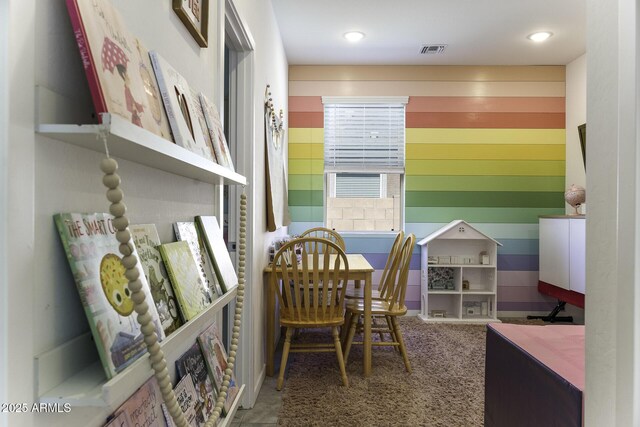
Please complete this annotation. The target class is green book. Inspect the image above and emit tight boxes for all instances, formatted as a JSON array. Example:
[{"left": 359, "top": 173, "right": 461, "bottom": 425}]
[
  {"left": 158, "top": 241, "right": 211, "bottom": 321},
  {"left": 53, "top": 213, "right": 165, "bottom": 380},
  {"left": 195, "top": 216, "right": 238, "bottom": 294},
  {"left": 131, "top": 224, "right": 183, "bottom": 335}
]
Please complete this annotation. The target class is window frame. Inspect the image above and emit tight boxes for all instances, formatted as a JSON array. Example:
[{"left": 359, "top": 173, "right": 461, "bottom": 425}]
[{"left": 321, "top": 96, "right": 408, "bottom": 234}]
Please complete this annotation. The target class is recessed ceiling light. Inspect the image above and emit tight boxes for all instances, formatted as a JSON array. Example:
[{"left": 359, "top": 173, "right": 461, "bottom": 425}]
[
  {"left": 344, "top": 31, "right": 365, "bottom": 42},
  {"left": 527, "top": 31, "right": 553, "bottom": 42}
]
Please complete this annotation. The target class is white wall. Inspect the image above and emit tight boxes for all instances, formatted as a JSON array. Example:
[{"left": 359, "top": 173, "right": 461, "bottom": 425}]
[
  {"left": 565, "top": 53, "right": 586, "bottom": 212},
  {"left": 231, "top": 0, "right": 289, "bottom": 405},
  {"left": 586, "top": 0, "right": 639, "bottom": 425}
]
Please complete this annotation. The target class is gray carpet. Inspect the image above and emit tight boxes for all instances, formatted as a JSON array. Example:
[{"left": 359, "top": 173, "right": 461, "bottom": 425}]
[{"left": 277, "top": 317, "right": 543, "bottom": 427}]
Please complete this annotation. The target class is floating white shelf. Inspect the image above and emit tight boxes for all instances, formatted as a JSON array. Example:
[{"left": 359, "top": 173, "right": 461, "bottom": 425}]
[
  {"left": 36, "top": 288, "right": 237, "bottom": 410},
  {"left": 428, "top": 290, "right": 460, "bottom": 295},
  {"left": 37, "top": 113, "right": 246, "bottom": 186}
]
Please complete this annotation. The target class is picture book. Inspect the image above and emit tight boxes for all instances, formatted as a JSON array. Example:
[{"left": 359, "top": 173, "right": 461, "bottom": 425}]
[
  {"left": 112, "top": 376, "right": 166, "bottom": 427},
  {"left": 158, "top": 241, "right": 210, "bottom": 321},
  {"left": 195, "top": 216, "right": 238, "bottom": 293},
  {"left": 65, "top": 0, "right": 172, "bottom": 141},
  {"left": 197, "top": 322, "right": 239, "bottom": 415},
  {"left": 173, "top": 373, "right": 198, "bottom": 427},
  {"left": 199, "top": 93, "right": 234, "bottom": 171},
  {"left": 131, "top": 224, "right": 182, "bottom": 335},
  {"left": 54, "top": 213, "right": 165, "bottom": 380},
  {"left": 150, "top": 51, "right": 209, "bottom": 156},
  {"left": 175, "top": 343, "right": 217, "bottom": 426},
  {"left": 174, "top": 221, "right": 222, "bottom": 300},
  {"left": 189, "top": 87, "right": 218, "bottom": 163}
]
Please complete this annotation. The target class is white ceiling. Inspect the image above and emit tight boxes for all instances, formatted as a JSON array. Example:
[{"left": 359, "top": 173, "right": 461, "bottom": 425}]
[{"left": 271, "top": 0, "right": 586, "bottom": 65}]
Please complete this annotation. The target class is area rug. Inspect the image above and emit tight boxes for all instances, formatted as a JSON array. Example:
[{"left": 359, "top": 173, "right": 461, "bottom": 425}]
[{"left": 277, "top": 317, "right": 542, "bottom": 427}]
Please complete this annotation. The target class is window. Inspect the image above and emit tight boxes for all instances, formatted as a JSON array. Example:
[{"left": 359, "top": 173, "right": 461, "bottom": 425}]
[{"left": 323, "top": 97, "right": 407, "bottom": 232}]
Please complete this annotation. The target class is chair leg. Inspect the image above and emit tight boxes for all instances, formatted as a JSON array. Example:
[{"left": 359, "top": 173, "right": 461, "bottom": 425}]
[
  {"left": 332, "top": 327, "right": 349, "bottom": 387},
  {"left": 343, "top": 313, "right": 359, "bottom": 364},
  {"left": 386, "top": 315, "right": 399, "bottom": 352},
  {"left": 342, "top": 310, "right": 353, "bottom": 344},
  {"left": 391, "top": 317, "right": 411, "bottom": 373},
  {"left": 277, "top": 328, "right": 294, "bottom": 390}
]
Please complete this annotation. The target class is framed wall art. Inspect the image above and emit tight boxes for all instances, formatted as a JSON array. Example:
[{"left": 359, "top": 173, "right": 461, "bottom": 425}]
[{"left": 173, "top": 0, "right": 209, "bottom": 47}]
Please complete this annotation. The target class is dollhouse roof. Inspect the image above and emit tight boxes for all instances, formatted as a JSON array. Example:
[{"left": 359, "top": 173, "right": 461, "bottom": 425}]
[{"left": 417, "top": 220, "right": 503, "bottom": 246}]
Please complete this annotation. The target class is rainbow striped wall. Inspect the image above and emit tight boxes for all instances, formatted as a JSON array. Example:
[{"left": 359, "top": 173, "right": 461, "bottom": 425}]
[{"left": 288, "top": 66, "right": 566, "bottom": 314}]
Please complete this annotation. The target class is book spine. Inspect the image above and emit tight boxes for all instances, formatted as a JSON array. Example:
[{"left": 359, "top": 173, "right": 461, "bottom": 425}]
[
  {"left": 149, "top": 52, "right": 183, "bottom": 147},
  {"left": 65, "top": 0, "right": 108, "bottom": 123}
]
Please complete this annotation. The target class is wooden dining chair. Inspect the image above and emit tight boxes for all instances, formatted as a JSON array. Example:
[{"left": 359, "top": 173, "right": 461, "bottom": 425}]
[
  {"left": 271, "top": 237, "right": 350, "bottom": 390},
  {"left": 299, "top": 227, "right": 346, "bottom": 254},
  {"left": 345, "top": 230, "right": 404, "bottom": 301},
  {"left": 342, "top": 233, "right": 416, "bottom": 372}
]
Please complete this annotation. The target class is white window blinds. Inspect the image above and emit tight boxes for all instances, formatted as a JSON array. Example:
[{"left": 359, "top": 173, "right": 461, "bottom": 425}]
[
  {"left": 323, "top": 97, "right": 407, "bottom": 173},
  {"left": 335, "top": 173, "right": 382, "bottom": 198}
]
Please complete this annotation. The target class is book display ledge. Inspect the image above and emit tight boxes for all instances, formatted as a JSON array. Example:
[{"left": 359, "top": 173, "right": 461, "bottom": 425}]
[
  {"left": 35, "top": 113, "right": 248, "bottom": 426},
  {"left": 37, "top": 113, "right": 247, "bottom": 186}
]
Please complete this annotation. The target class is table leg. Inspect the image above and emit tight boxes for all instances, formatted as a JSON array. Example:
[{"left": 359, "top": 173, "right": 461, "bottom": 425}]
[
  {"left": 363, "top": 273, "right": 372, "bottom": 376},
  {"left": 266, "top": 277, "right": 275, "bottom": 377}
]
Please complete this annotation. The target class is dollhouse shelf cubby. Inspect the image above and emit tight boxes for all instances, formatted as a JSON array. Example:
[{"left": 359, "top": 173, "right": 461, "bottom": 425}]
[
  {"left": 35, "top": 287, "right": 244, "bottom": 418},
  {"left": 37, "top": 112, "right": 247, "bottom": 186}
]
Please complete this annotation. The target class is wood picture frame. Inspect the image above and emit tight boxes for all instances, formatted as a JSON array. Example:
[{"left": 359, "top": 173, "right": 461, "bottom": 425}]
[{"left": 173, "top": 0, "right": 209, "bottom": 47}]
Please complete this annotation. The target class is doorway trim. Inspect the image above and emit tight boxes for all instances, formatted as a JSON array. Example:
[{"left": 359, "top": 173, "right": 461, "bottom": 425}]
[{"left": 224, "top": 0, "right": 258, "bottom": 408}]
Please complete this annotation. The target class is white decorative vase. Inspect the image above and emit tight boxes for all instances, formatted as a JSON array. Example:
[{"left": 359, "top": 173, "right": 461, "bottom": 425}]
[{"left": 564, "top": 184, "right": 586, "bottom": 215}]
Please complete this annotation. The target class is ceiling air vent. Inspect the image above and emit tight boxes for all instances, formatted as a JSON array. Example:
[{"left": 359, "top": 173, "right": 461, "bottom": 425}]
[{"left": 420, "top": 44, "right": 447, "bottom": 55}]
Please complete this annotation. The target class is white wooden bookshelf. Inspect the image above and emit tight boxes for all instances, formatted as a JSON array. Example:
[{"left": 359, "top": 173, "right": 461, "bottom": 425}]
[
  {"left": 37, "top": 113, "right": 246, "bottom": 186},
  {"left": 417, "top": 220, "right": 503, "bottom": 324},
  {"left": 35, "top": 107, "right": 248, "bottom": 422},
  {"left": 36, "top": 288, "right": 238, "bottom": 410}
]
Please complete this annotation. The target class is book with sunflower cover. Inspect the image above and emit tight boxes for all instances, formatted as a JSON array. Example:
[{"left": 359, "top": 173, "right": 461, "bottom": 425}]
[{"left": 53, "top": 213, "right": 165, "bottom": 380}]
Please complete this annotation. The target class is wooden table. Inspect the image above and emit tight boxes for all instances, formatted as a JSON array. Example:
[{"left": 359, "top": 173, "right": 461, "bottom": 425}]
[{"left": 264, "top": 253, "right": 375, "bottom": 377}]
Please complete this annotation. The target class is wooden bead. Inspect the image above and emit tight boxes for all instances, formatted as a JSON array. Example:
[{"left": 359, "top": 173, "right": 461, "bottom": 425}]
[
  {"left": 106, "top": 188, "right": 124, "bottom": 203},
  {"left": 142, "top": 324, "right": 158, "bottom": 338},
  {"left": 127, "top": 279, "right": 143, "bottom": 293},
  {"left": 116, "top": 229, "right": 131, "bottom": 243},
  {"left": 102, "top": 173, "right": 121, "bottom": 189},
  {"left": 121, "top": 254, "right": 137, "bottom": 269},
  {"left": 152, "top": 360, "right": 167, "bottom": 373},
  {"left": 160, "top": 382, "right": 174, "bottom": 395},
  {"left": 134, "top": 302, "right": 149, "bottom": 315},
  {"left": 124, "top": 268, "right": 140, "bottom": 282},
  {"left": 148, "top": 342, "right": 161, "bottom": 355},
  {"left": 149, "top": 351, "right": 164, "bottom": 365},
  {"left": 138, "top": 312, "right": 152, "bottom": 325},
  {"left": 132, "top": 291, "right": 146, "bottom": 305},
  {"left": 158, "top": 375, "right": 171, "bottom": 389},
  {"left": 119, "top": 242, "right": 133, "bottom": 256},
  {"left": 100, "top": 158, "right": 118, "bottom": 174},
  {"left": 143, "top": 333, "right": 157, "bottom": 347},
  {"left": 112, "top": 216, "right": 129, "bottom": 231},
  {"left": 110, "top": 202, "right": 127, "bottom": 217}
]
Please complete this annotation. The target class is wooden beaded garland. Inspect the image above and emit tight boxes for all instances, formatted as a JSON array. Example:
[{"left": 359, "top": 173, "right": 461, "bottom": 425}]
[{"left": 101, "top": 155, "right": 247, "bottom": 427}]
